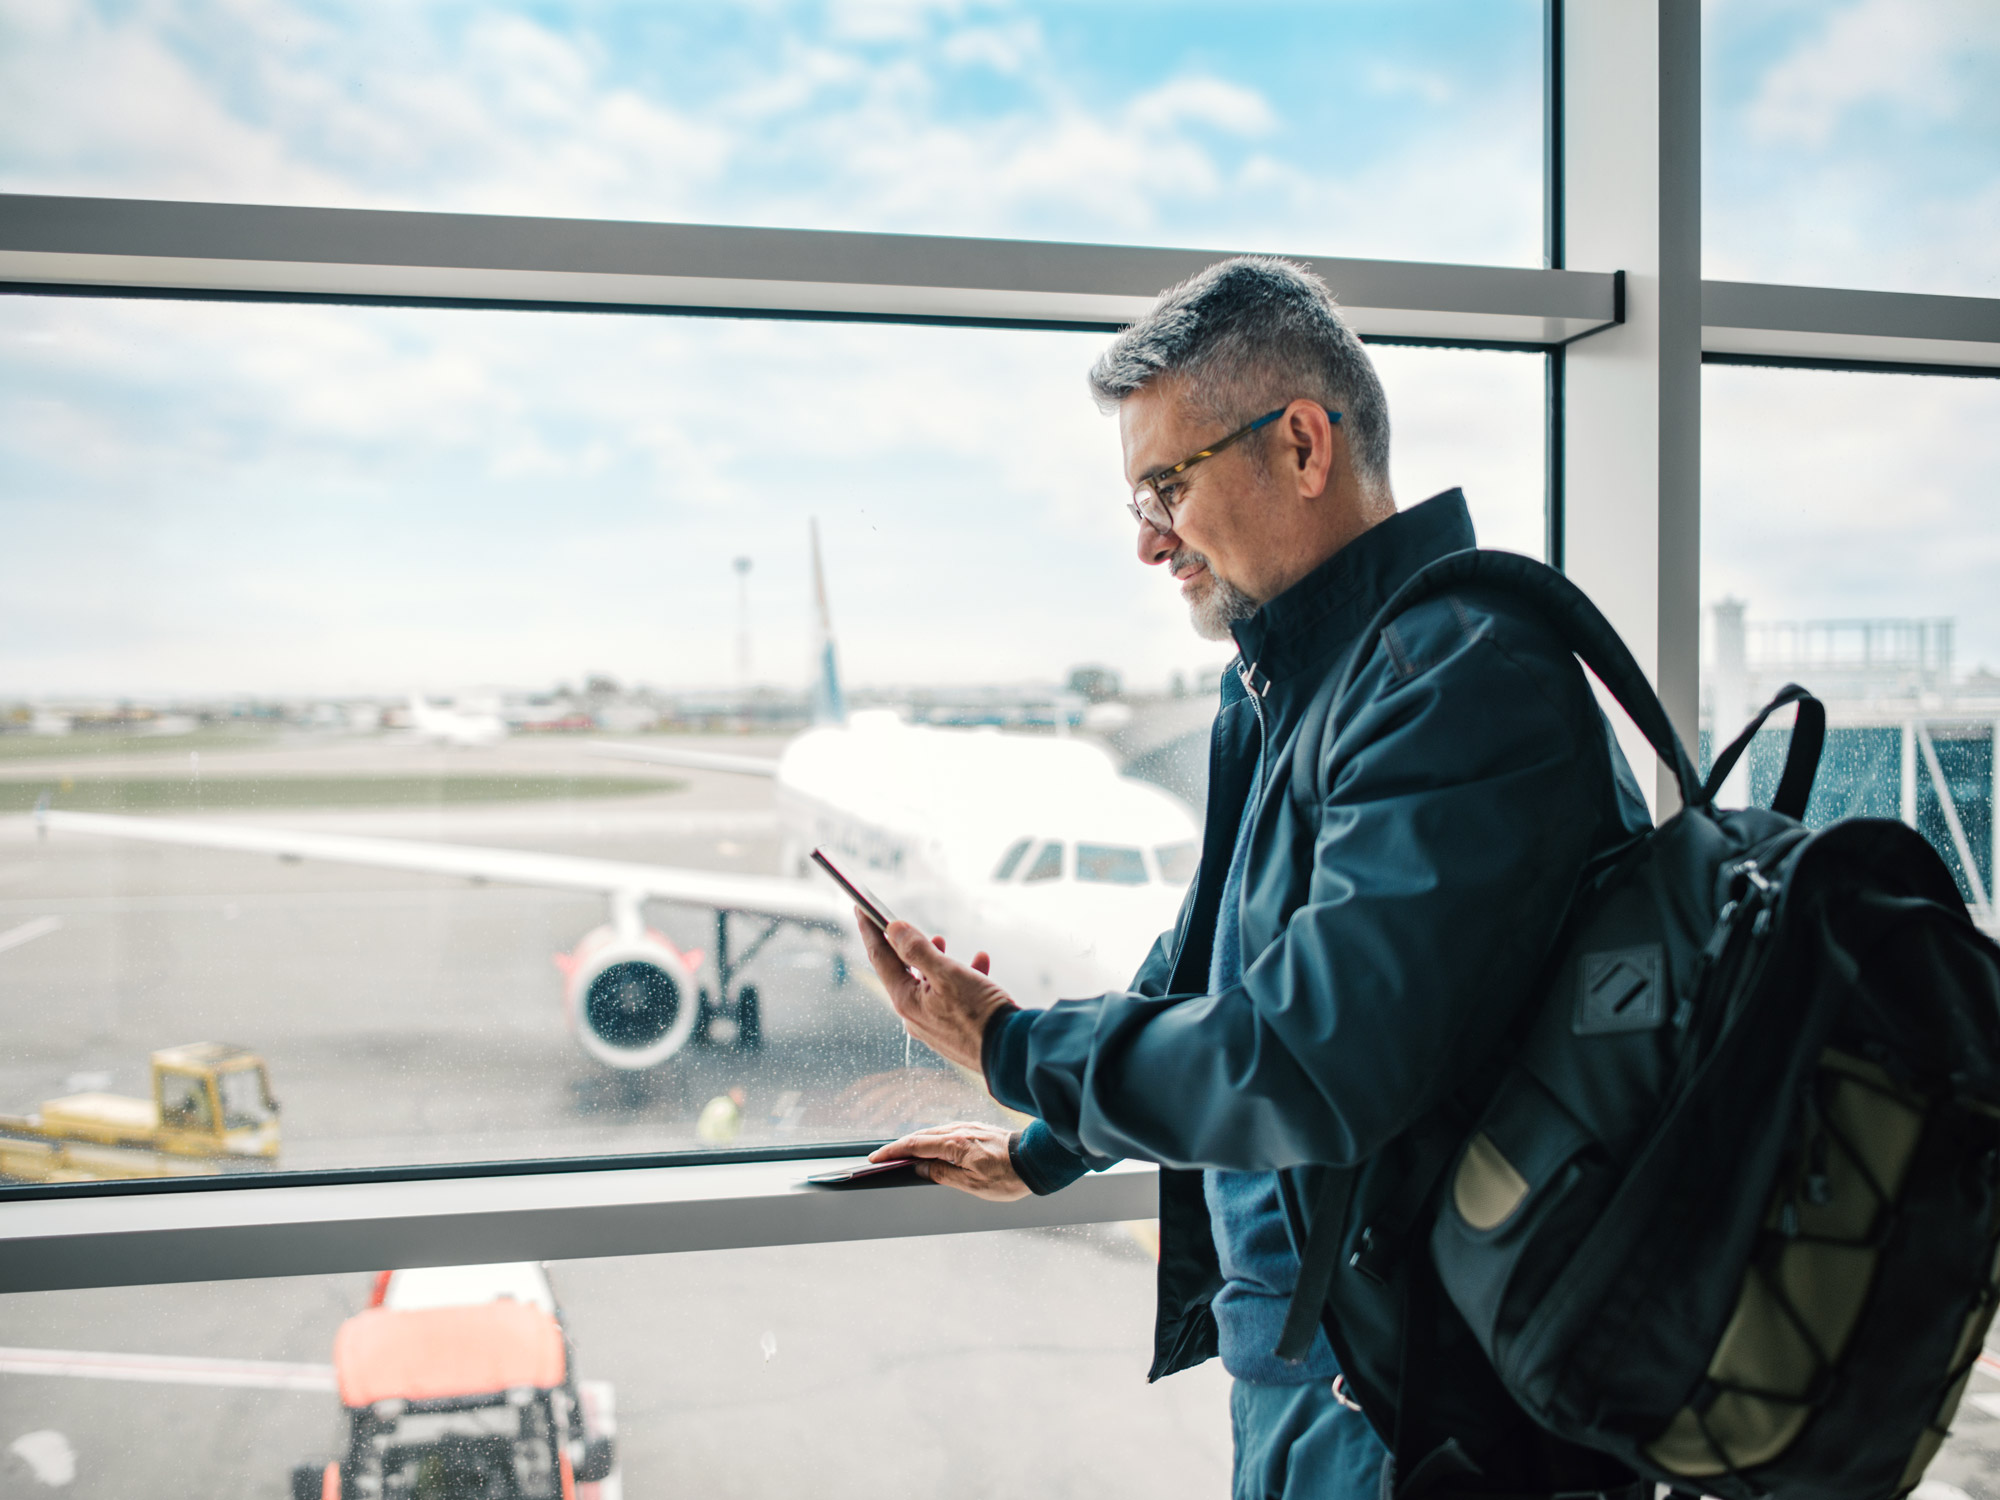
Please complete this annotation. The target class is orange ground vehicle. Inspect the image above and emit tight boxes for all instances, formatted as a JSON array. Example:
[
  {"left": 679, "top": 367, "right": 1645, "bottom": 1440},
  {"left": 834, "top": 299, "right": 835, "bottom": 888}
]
[{"left": 294, "top": 1264, "right": 616, "bottom": 1500}]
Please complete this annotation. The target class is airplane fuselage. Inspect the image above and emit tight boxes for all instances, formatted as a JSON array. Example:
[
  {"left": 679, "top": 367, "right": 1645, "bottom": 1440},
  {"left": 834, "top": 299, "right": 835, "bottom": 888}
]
[{"left": 772, "top": 712, "right": 1201, "bottom": 1008}]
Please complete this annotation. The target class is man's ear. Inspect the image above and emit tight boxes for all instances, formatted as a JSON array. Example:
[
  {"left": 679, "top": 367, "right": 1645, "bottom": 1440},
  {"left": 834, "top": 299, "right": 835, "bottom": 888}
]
[{"left": 1285, "top": 401, "right": 1340, "bottom": 500}]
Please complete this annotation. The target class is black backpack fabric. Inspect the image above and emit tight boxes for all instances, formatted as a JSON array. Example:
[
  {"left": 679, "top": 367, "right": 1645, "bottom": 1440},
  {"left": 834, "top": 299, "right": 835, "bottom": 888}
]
[{"left": 1278, "top": 548, "right": 2000, "bottom": 1500}]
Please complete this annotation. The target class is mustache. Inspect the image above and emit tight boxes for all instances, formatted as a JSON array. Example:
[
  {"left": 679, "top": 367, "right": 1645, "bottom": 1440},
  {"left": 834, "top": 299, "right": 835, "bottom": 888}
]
[{"left": 1168, "top": 544, "right": 1211, "bottom": 577}]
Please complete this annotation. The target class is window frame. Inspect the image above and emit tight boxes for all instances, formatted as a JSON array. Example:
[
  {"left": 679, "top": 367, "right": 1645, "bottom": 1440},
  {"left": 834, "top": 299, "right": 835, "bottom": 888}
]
[{"left": 3, "top": 0, "right": 1998, "bottom": 1294}]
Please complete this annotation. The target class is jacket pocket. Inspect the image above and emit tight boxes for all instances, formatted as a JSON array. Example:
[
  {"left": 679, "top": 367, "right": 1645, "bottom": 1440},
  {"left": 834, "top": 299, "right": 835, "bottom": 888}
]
[{"left": 1432, "top": 1066, "right": 1613, "bottom": 1363}]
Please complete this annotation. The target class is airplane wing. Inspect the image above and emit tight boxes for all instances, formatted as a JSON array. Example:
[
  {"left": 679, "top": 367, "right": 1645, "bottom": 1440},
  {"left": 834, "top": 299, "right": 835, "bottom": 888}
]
[
  {"left": 36, "top": 810, "right": 850, "bottom": 928},
  {"left": 585, "top": 742, "right": 781, "bottom": 777}
]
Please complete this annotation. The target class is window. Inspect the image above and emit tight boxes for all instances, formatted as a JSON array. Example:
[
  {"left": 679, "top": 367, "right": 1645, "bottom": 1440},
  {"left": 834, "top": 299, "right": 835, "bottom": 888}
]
[
  {"left": 216, "top": 1065, "right": 276, "bottom": 1131},
  {"left": 157, "top": 1071, "right": 214, "bottom": 1131},
  {"left": 0, "top": 298, "right": 1544, "bottom": 1180},
  {"left": 1701, "top": 364, "right": 2000, "bottom": 915},
  {"left": 991, "top": 838, "right": 1033, "bottom": 881},
  {"left": 1022, "top": 842, "right": 1066, "bottom": 883},
  {"left": 1704, "top": 1, "right": 2000, "bottom": 298},
  {"left": 0, "top": 1234, "right": 1232, "bottom": 1497},
  {"left": 0, "top": 3, "right": 1544, "bottom": 266},
  {"left": 1154, "top": 841, "right": 1200, "bottom": 886}
]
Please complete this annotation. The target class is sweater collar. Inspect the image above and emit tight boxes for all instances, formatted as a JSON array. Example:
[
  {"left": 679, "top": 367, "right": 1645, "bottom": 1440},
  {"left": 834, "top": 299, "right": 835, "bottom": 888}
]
[{"left": 1227, "top": 489, "right": 1476, "bottom": 691}]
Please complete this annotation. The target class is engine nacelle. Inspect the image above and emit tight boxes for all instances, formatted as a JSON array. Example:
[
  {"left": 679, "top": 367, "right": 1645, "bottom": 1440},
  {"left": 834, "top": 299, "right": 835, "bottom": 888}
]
[{"left": 559, "top": 925, "right": 700, "bottom": 1070}]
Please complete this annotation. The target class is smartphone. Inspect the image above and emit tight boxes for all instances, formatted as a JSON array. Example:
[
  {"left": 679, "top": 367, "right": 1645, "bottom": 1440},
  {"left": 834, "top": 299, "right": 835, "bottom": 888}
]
[
  {"left": 804, "top": 1157, "right": 921, "bottom": 1186},
  {"left": 810, "top": 847, "right": 899, "bottom": 931}
]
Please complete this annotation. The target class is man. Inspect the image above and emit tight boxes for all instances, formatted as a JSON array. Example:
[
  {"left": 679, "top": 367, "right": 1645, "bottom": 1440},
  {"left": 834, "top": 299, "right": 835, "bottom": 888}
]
[{"left": 861, "top": 258, "right": 1651, "bottom": 1500}]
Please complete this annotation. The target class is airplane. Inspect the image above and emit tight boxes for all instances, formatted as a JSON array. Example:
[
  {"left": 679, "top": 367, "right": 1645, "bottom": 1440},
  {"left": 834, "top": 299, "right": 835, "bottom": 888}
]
[
  {"left": 33, "top": 523, "right": 1203, "bottom": 1075},
  {"left": 405, "top": 693, "right": 508, "bottom": 748}
]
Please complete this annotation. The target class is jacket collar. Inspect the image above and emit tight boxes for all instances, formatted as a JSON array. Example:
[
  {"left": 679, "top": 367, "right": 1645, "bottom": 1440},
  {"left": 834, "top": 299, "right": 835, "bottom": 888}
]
[{"left": 1227, "top": 489, "right": 1476, "bottom": 692}]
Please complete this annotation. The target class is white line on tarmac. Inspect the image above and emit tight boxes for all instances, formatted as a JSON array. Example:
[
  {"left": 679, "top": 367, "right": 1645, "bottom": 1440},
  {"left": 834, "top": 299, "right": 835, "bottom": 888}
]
[
  {"left": 0, "top": 1346, "right": 335, "bottom": 1392},
  {"left": 0, "top": 914, "right": 60, "bottom": 955}
]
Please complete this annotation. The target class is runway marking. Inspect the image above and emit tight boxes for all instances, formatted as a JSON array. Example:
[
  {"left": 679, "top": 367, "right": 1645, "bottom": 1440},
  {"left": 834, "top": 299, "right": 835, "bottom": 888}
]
[
  {"left": 0, "top": 1346, "right": 334, "bottom": 1392},
  {"left": 0, "top": 915, "right": 60, "bottom": 956}
]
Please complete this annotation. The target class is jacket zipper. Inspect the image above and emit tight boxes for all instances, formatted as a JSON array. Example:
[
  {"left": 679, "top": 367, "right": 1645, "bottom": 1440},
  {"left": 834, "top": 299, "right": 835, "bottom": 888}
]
[{"left": 1237, "top": 659, "right": 1271, "bottom": 775}]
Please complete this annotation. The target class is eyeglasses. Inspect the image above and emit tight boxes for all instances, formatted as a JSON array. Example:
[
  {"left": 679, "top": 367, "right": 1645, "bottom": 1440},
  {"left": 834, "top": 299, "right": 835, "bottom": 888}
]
[{"left": 1126, "top": 404, "right": 1342, "bottom": 535}]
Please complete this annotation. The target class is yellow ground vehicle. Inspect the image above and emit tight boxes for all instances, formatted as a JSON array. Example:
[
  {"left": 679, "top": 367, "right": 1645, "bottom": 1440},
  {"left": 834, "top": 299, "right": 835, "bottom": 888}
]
[{"left": 0, "top": 1043, "right": 280, "bottom": 1183}]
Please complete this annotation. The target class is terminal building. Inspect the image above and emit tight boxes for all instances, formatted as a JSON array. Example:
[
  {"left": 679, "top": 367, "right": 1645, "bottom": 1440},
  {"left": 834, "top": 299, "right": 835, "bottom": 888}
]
[
  {"left": 4, "top": 5, "right": 1999, "bottom": 1498},
  {"left": 1704, "top": 602, "right": 1997, "bottom": 923}
]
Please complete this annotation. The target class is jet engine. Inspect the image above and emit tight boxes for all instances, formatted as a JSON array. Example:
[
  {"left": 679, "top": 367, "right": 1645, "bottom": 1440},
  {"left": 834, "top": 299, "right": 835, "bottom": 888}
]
[{"left": 558, "top": 925, "right": 700, "bottom": 1070}]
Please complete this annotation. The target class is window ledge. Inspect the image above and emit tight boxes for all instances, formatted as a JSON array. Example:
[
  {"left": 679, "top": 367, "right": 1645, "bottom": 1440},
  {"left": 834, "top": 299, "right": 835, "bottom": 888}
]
[{"left": 0, "top": 1154, "right": 1160, "bottom": 1294}]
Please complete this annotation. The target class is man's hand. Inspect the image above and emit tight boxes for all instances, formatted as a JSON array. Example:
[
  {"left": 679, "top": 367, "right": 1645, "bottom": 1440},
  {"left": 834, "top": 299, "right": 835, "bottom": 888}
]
[
  {"left": 855, "top": 915, "right": 1017, "bottom": 1073},
  {"left": 871, "top": 1122, "right": 1029, "bottom": 1202}
]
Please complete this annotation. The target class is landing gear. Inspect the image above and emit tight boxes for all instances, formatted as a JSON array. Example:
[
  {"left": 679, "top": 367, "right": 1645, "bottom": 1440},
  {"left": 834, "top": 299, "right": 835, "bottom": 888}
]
[{"left": 697, "top": 910, "right": 778, "bottom": 1051}]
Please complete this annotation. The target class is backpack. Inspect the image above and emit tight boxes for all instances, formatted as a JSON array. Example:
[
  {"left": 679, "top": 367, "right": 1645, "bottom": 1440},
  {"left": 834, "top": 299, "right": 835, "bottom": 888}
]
[{"left": 1277, "top": 548, "right": 2000, "bottom": 1500}]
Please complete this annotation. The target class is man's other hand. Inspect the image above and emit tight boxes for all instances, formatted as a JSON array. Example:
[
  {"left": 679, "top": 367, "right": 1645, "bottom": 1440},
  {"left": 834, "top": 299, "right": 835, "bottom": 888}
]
[
  {"left": 871, "top": 1122, "right": 1029, "bottom": 1202},
  {"left": 856, "top": 915, "right": 1018, "bottom": 1073}
]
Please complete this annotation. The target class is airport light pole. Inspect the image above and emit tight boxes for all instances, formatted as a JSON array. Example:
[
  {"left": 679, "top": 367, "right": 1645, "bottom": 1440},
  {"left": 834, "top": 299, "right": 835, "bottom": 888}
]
[{"left": 733, "top": 556, "right": 752, "bottom": 693}]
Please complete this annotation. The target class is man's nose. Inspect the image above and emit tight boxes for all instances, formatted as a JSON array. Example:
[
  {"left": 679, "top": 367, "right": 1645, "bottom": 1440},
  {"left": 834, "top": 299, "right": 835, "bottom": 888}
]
[{"left": 1136, "top": 514, "right": 1177, "bottom": 566}]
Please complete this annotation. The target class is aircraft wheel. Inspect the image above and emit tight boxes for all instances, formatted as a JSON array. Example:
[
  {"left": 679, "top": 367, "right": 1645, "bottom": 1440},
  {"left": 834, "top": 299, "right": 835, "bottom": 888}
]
[{"left": 737, "top": 985, "right": 762, "bottom": 1051}]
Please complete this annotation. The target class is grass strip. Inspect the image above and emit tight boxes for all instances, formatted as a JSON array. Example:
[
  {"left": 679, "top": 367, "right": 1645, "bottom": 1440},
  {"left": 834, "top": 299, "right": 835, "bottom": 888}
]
[{"left": 0, "top": 776, "right": 685, "bottom": 813}]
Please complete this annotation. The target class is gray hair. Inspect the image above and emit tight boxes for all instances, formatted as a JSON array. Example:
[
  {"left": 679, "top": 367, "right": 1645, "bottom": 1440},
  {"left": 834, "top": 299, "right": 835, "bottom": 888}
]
[{"left": 1087, "top": 256, "right": 1391, "bottom": 496}]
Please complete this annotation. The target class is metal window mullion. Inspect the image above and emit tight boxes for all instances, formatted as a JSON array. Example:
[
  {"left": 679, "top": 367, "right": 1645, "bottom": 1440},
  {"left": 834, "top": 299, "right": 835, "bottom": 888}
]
[
  {"left": 0, "top": 195, "right": 1621, "bottom": 346},
  {"left": 1543, "top": 0, "right": 1567, "bottom": 571},
  {"left": 1559, "top": 0, "right": 1703, "bottom": 815}
]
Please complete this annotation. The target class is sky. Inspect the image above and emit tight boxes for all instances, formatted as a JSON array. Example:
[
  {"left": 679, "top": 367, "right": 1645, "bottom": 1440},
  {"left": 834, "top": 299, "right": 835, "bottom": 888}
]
[{"left": 0, "top": 0, "right": 1995, "bottom": 700}]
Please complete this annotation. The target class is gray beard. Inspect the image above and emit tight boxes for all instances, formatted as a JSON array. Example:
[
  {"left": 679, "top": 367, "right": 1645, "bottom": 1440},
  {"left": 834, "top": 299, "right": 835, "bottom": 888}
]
[{"left": 1175, "top": 546, "right": 1260, "bottom": 641}]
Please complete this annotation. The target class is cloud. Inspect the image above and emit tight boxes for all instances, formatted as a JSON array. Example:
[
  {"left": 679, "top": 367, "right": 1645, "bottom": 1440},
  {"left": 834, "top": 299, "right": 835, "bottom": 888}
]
[
  {"left": 1364, "top": 61, "right": 1455, "bottom": 109},
  {"left": 0, "top": 292, "right": 1542, "bottom": 699},
  {"left": 1705, "top": 0, "right": 2000, "bottom": 294},
  {"left": 0, "top": 0, "right": 1540, "bottom": 262},
  {"left": 1703, "top": 364, "right": 2000, "bottom": 670},
  {"left": 0, "top": 1, "right": 1553, "bottom": 698},
  {"left": 1745, "top": 0, "right": 1995, "bottom": 147},
  {"left": 1126, "top": 77, "right": 1276, "bottom": 139}
]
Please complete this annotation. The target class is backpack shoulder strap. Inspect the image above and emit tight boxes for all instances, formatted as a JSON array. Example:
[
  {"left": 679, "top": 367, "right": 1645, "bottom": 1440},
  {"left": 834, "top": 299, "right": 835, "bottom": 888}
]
[{"left": 1298, "top": 548, "right": 1706, "bottom": 808}]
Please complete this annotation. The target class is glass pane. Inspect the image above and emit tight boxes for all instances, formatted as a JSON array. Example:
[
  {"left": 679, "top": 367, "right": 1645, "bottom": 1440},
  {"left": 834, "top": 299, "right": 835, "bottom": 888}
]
[
  {"left": 1705, "top": 0, "right": 2000, "bottom": 297},
  {"left": 0, "top": 1, "right": 1543, "bottom": 266},
  {"left": 1701, "top": 364, "right": 2000, "bottom": 914},
  {"left": 0, "top": 1232, "right": 1231, "bottom": 1497},
  {"left": 0, "top": 297, "right": 1542, "bottom": 1177}
]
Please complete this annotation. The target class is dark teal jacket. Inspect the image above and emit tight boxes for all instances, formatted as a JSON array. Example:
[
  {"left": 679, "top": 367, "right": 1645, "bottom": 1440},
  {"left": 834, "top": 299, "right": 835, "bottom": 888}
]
[{"left": 984, "top": 491, "right": 1651, "bottom": 1493}]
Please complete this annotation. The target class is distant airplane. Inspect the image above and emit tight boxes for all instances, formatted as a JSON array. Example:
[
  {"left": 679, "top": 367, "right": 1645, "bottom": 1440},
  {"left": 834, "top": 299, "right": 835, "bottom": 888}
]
[
  {"left": 405, "top": 693, "right": 508, "bottom": 748},
  {"left": 36, "top": 523, "right": 1201, "bottom": 1075}
]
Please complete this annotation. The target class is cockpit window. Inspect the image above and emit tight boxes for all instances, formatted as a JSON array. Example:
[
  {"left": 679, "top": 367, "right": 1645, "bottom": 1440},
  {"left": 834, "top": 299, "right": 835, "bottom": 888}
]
[
  {"left": 992, "top": 838, "right": 1033, "bottom": 881},
  {"left": 1076, "top": 844, "right": 1147, "bottom": 885},
  {"left": 1154, "top": 841, "right": 1199, "bottom": 886},
  {"left": 1022, "top": 841, "right": 1065, "bottom": 883}
]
